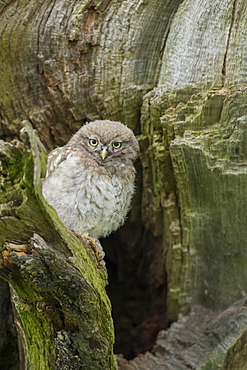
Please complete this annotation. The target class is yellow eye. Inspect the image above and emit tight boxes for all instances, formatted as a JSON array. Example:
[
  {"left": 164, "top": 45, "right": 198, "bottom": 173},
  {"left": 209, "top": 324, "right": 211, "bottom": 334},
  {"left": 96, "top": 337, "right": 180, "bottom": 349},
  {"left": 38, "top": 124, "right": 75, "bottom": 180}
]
[
  {"left": 112, "top": 141, "right": 122, "bottom": 149},
  {"left": 89, "top": 138, "right": 98, "bottom": 147}
]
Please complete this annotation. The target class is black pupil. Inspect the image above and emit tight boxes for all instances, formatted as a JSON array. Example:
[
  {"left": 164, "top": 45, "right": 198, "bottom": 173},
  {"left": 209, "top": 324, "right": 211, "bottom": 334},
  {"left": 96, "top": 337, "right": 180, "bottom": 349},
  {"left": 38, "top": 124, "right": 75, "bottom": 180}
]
[{"left": 91, "top": 139, "right": 97, "bottom": 145}]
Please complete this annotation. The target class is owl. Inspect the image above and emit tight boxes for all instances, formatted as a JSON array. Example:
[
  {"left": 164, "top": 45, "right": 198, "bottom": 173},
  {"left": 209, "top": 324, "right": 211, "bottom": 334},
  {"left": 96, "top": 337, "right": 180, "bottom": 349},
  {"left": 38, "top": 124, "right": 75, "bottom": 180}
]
[{"left": 42, "top": 120, "right": 139, "bottom": 246}]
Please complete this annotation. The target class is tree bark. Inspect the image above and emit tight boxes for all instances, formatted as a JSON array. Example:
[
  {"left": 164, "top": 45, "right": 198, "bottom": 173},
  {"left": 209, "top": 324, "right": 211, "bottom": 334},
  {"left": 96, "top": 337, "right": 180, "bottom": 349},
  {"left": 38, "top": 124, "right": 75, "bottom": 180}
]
[
  {"left": 140, "top": 0, "right": 247, "bottom": 318},
  {"left": 1, "top": 0, "right": 247, "bottom": 368},
  {"left": 0, "top": 0, "right": 182, "bottom": 148},
  {"left": 0, "top": 121, "right": 116, "bottom": 369}
]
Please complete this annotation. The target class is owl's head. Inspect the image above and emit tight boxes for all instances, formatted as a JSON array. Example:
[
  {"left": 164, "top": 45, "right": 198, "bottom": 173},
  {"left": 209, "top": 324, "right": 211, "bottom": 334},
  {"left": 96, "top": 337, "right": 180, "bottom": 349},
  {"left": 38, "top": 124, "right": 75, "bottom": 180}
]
[{"left": 69, "top": 120, "right": 139, "bottom": 164}]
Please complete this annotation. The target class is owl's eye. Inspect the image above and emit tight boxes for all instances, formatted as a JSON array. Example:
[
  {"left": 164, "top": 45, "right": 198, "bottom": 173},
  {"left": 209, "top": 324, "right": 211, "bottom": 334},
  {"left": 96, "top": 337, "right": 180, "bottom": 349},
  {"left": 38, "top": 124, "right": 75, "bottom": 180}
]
[
  {"left": 89, "top": 138, "right": 98, "bottom": 147},
  {"left": 112, "top": 141, "right": 122, "bottom": 149}
]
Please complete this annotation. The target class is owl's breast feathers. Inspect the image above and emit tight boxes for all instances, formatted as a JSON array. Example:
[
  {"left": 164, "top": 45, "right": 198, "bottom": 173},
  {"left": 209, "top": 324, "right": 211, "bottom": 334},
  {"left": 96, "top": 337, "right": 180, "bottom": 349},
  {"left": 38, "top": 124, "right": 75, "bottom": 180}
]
[
  {"left": 42, "top": 120, "right": 139, "bottom": 239},
  {"left": 42, "top": 151, "right": 136, "bottom": 239},
  {"left": 45, "top": 146, "right": 74, "bottom": 177}
]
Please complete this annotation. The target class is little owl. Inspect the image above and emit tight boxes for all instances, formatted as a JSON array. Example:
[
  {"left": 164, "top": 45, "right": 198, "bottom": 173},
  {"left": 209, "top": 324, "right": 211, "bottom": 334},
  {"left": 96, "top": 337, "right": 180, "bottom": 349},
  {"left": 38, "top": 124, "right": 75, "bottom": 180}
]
[{"left": 42, "top": 120, "right": 139, "bottom": 246}]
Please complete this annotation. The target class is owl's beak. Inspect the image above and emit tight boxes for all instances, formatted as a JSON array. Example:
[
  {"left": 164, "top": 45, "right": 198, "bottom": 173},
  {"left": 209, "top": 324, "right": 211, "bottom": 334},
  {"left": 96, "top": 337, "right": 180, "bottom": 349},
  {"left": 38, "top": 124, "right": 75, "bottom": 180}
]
[{"left": 100, "top": 146, "right": 108, "bottom": 160}]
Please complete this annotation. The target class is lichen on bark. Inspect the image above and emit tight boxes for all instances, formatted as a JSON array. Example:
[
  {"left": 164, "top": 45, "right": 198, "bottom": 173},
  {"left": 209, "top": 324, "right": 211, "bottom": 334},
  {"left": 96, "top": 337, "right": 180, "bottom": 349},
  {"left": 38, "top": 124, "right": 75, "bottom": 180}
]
[
  {"left": 140, "top": 86, "right": 247, "bottom": 321},
  {"left": 0, "top": 121, "right": 117, "bottom": 369}
]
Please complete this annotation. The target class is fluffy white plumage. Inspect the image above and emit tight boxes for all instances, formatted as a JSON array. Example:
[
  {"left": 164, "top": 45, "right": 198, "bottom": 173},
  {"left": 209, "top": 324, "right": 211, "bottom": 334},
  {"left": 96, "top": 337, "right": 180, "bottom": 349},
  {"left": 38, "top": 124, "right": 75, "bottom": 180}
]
[{"left": 42, "top": 120, "right": 139, "bottom": 239}]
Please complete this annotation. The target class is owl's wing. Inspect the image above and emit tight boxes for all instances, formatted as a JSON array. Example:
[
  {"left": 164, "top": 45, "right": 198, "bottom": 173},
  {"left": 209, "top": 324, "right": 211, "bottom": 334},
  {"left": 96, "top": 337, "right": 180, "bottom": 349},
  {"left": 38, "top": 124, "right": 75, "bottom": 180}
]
[{"left": 46, "top": 146, "right": 69, "bottom": 177}]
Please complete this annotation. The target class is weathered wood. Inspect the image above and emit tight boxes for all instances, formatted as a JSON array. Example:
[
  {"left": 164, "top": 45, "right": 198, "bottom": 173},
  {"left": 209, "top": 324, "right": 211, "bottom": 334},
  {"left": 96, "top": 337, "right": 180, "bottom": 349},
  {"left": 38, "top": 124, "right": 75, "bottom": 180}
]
[
  {"left": 158, "top": 0, "right": 236, "bottom": 90},
  {"left": 0, "top": 121, "right": 116, "bottom": 369},
  {"left": 1, "top": 0, "right": 247, "bottom": 368},
  {"left": 139, "top": 0, "right": 247, "bottom": 321},
  {"left": 118, "top": 298, "right": 247, "bottom": 369},
  {"left": 0, "top": 0, "right": 182, "bottom": 148},
  {"left": 141, "top": 86, "right": 247, "bottom": 323}
]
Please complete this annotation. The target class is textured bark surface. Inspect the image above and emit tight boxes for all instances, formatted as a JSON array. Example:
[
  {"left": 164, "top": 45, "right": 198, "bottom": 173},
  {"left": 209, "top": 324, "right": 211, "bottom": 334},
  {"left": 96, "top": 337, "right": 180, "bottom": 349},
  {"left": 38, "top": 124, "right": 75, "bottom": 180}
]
[
  {"left": 141, "top": 88, "right": 247, "bottom": 320},
  {"left": 1, "top": 0, "right": 247, "bottom": 368},
  {"left": 0, "top": 0, "right": 182, "bottom": 148},
  {"left": 139, "top": 0, "right": 247, "bottom": 320},
  {"left": 0, "top": 122, "right": 116, "bottom": 369},
  {"left": 118, "top": 298, "right": 247, "bottom": 369}
]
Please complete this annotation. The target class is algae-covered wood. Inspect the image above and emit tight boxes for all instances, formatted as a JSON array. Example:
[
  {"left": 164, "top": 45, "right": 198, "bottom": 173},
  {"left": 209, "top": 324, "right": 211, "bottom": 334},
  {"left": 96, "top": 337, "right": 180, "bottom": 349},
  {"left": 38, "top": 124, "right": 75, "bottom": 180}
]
[
  {"left": 141, "top": 89, "right": 247, "bottom": 321},
  {"left": 0, "top": 122, "right": 116, "bottom": 369},
  {"left": 1, "top": 0, "right": 247, "bottom": 368}
]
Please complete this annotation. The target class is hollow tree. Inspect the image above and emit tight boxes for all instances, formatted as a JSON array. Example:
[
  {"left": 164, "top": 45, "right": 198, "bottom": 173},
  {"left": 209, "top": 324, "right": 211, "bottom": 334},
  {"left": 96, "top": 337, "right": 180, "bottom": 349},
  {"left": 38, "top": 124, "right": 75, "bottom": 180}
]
[{"left": 1, "top": 0, "right": 247, "bottom": 369}]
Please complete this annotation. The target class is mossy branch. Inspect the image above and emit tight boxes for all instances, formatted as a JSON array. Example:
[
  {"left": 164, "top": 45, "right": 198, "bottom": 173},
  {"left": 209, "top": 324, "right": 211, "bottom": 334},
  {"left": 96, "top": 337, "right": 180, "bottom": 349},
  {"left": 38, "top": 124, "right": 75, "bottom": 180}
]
[{"left": 0, "top": 121, "right": 116, "bottom": 369}]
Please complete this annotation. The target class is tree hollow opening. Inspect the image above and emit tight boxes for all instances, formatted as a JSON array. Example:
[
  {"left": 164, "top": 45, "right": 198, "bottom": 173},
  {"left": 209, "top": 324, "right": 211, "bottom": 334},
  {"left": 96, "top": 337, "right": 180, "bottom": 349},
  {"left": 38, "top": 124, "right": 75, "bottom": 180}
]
[{"left": 103, "top": 222, "right": 168, "bottom": 360}]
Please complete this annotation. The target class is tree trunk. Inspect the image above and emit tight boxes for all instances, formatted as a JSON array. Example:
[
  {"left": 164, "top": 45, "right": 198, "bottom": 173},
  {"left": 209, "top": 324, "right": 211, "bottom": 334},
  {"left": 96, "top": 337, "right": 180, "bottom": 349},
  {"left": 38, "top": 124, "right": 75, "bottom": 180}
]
[
  {"left": 0, "top": 121, "right": 116, "bottom": 369},
  {"left": 1, "top": 0, "right": 247, "bottom": 369}
]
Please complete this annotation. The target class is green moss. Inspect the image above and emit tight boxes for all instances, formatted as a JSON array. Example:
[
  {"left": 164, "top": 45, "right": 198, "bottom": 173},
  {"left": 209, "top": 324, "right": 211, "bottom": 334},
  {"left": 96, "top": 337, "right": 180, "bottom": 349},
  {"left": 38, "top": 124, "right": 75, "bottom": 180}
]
[
  {"left": 141, "top": 86, "right": 247, "bottom": 319},
  {"left": 0, "top": 121, "right": 116, "bottom": 369},
  {"left": 11, "top": 288, "right": 56, "bottom": 369}
]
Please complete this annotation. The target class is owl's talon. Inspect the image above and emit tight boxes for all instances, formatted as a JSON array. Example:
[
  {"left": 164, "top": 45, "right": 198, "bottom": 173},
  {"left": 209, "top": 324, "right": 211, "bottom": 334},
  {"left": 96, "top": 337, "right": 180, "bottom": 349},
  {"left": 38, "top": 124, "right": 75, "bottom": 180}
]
[
  {"left": 93, "top": 240, "right": 105, "bottom": 263},
  {"left": 42, "top": 120, "right": 139, "bottom": 272},
  {"left": 97, "top": 259, "right": 106, "bottom": 269},
  {"left": 79, "top": 233, "right": 106, "bottom": 268},
  {"left": 96, "top": 250, "right": 105, "bottom": 261}
]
